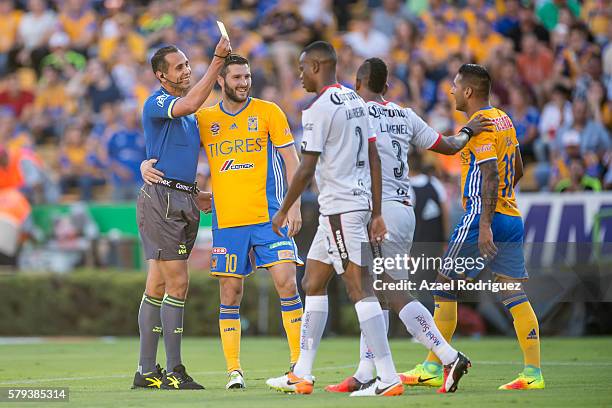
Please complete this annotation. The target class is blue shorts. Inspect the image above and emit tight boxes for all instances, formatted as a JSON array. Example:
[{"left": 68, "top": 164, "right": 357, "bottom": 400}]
[
  {"left": 210, "top": 222, "right": 303, "bottom": 279},
  {"left": 440, "top": 212, "right": 527, "bottom": 280}
]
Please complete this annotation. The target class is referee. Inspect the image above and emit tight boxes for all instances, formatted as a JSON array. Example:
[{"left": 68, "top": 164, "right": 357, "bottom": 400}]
[{"left": 132, "top": 37, "right": 231, "bottom": 390}]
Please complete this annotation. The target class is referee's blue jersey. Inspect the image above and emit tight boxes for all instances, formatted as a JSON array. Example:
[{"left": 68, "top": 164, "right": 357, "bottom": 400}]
[{"left": 142, "top": 87, "right": 200, "bottom": 183}]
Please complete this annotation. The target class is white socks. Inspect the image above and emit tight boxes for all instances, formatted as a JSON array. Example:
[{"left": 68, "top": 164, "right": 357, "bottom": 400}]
[
  {"left": 354, "top": 309, "right": 389, "bottom": 383},
  {"left": 355, "top": 298, "right": 398, "bottom": 384},
  {"left": 399, "top": 301, "right": 458, "bottom": 365},
  {"left": 292, "top": 295, "right": 328, "bottom": 378}
]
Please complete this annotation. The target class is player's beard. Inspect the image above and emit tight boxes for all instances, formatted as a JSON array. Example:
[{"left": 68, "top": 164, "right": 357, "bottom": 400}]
[{"left": 225, "top": 85, "right": 250, "bottom": 103}]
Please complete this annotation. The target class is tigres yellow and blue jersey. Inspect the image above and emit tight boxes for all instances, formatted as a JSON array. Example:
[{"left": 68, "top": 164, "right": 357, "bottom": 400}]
[
  {"left": 459, "top": 106, "right": 521, "bottom": 217},
  {"left": 195, "top": 97, "right": 294, "bottom": 229}
]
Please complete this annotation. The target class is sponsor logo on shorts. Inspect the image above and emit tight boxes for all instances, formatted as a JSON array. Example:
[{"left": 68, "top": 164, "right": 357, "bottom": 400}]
[
  {"left": 178, "top": 244, "right": 187, "bottom": 255},
  {"left": 248, "top": 116, "right": 258, "bottom": 132},
  {"left": 278, "top": 249, "right": 295, "bottom": 260},
  {"left": 269, "top": 241, "right": 292, "bottom": 249},
  {"left": 290, "top": 317, "right": 301, "bottom": 323},
  {"left": 211, "top": 256, "right": 218, "bottom": 269},
  {"left": 527, "top": 328, "right": 538, "bottom": 339},
  {"left": 220, "top": 159, "right": 255, "bottom": 172},
  {"left": 334, "top": 229, "right": 348, "bottom": 260},
  {"left": 475, "top": 144, "right": 493, "bottom": 154},
  {"left": 224, "top": 327, "right": 237, "bottom": 332},
  {"left": 211, "top": 122, "right": 220, "bottom": 136},
  {"left": 213, "top": 247, "right": 227, "bottom": 254}
]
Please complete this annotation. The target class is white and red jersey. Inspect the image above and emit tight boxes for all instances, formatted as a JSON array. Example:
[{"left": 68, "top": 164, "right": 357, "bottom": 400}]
[
  {"left": 366, "top": 101, "right": 441, "bottom": 202},
  {"left": 301, "top": 84, "right": 375, "bottom": 216}
]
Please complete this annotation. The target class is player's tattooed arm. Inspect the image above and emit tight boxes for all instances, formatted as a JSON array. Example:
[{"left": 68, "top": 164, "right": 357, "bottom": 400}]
[
  {"left": 368, "top": 140, "right": 387, "bottom": 242},
  {"left": 430, "top": 114, "right": 493, "bottom": 155},
  {"left": 272, "top": 152, "right": 318, "bottom": 236},
  {"left": 478, "top": 160, "right": 499, "bottom": 259},
  {"left": 513, "top": 148, "right": 523, "bottom": 187}
]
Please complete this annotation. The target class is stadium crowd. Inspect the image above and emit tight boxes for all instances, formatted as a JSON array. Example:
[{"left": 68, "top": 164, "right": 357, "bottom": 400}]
[{"left": 0, "top": 0, "right": 610, "bottom": 205}]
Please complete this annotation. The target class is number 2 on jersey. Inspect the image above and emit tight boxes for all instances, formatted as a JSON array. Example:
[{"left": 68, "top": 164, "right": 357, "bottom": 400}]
[{"left": 355, "top": 126, "right": 365, "bottom": 168}]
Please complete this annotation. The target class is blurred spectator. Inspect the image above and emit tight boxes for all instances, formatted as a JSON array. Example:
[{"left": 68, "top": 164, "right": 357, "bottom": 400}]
[
  {"left": 298, "top": 0, "right": 336, "bottom": 40},
  {"left": 344, "top": 13, "right": 390, "bottom": 58},
  {"left": 461, "top": 0, "right": 497, "bottom": 35},
  {"left": 465, "top": 17, "right": 506, "bottom": 64},
  {"left": 0, "top": 72, "right": 34, "bottom": 120},
  {"left": 556, "top": 98, "right": 611, "bottom": 177},
  {"left": 58, "top": 0, "right": 97, "bottom": 52},
  {"left": 106, "top": 102, "right": 146, "bottom": 201},
  {"left": 99, "top": 13, "right": 147, "bottom": 64},
  {"left": 493, "top": 0, "right": 520, "bottom": 37},
  {"left": 15, "top": 0, "right": 57, "bottom": 73},
  {"left": 557, "top": 23, "right": 600, "bottom": 84},
  {"left": 421, "top": 17, "right": 461, "bottom": 71},
  {"left": 59, "top": 124, "right": 105, "bottom": 201},
  {"left": 84, "top": 59, "right": 122, "bottom": 114},
  {"left": 539, "top": 84, "right": 573, "bottom": 159},
  {"left": 0, "top": 0, "right": 22, "bottom": 75},
  {"left": 507, "top": 86, "right": 540, "bottom": 163},
  {"left": 516, "top": 32, "right": 555, "bottom": 98},
  {"left": 507, "top": 4, "right": 550, "bottom": 51},
  {"left": 41, "top": 32, "right": 87, "bottom": 73},
  {"left": 555, "top": 157, "right": 602, "bottom": 192},
  {"left": 406, "top": 59, "right": 437, "bottom": 113},
  {"left": 371, "top": 0, "right": 414, "bottom": 39},
  {"left": 31, "top": 66, "right": 75, "bottom": 142},
  {"left": 537, "top": 0, "right": 581, "bottom": 32}
]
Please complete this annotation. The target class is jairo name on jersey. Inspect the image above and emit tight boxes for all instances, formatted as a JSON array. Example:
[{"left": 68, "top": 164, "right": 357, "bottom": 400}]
[
  {"left": 220, "top": 159, "right": 255, "bottom": 172},
  {"left": 206, "top": 138, "right": 265, "bottom": 157},
  {"left": 345, "top": 107, "right": 365, "bottom": 120},
  {"left": 330, "top": 91, "right": 361, "bottom": 105},
  {"left": 379, "top": 123, "right": 409, "bottom": 135},
  {"left": 368, "top": 105, "right": 407, "bottom": 119}
]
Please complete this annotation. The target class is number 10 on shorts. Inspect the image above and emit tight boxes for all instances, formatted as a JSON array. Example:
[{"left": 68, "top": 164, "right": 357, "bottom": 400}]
[{"left": 225, "top": 254, "right": 237, "bottom": 273}]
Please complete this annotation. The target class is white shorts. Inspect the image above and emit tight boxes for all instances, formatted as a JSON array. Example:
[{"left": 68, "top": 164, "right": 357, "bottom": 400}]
[
  {"left": 375, "top": 201, "right": 416, "bottom": 280},
  {"left": 307, "top": 210, "right": 371, "bottom": 274}
]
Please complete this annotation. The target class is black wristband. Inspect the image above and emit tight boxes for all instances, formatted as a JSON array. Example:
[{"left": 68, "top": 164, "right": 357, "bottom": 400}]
[
  {"left": 214, "top": 54, "right": 228, "bottom": 59},
  {"left": 460, "top": 126, "right": 474, "bottom": 139}
]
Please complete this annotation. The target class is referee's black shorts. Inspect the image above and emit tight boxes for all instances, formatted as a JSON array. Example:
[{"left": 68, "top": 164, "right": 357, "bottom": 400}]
[{"left": 137, "top": 183, "right": 200, "bottom": 261}]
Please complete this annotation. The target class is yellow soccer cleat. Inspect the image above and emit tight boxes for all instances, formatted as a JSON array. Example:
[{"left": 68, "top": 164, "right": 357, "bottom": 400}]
[
  {"left": 398, "top": 363, "right": 443, "bottom": 388},
  {"left": 499, "top": 372, "right": 545, "bottom": 390}
]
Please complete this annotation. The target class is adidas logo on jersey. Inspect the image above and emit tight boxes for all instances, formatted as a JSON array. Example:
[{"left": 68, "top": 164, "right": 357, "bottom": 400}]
[
  {"left": 527, "top": 329, "right": 538, "bottom": 340},
  {"left": 230, "top": 123, "right": 238, "bottom": 130}
]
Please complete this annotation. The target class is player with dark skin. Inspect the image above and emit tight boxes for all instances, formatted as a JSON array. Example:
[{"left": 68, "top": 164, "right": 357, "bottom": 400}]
[{"left": 271, "top": 47, "right": 387, "bottom": 306}]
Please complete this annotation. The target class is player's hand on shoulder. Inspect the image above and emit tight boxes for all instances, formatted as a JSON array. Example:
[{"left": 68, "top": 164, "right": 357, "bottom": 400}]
[
  {"left": 195, "top": 191, "right": 212, "bottom": 213},
  {"left": 368, "top": 214, "right": 387, "bottom": 243},
  {"left": 272, "top": 210, "right": 288, "bottom": 237},
  {"left": 466, "top": 114, "right": 494, "bottom": 137},
  {"left": 286, "top": 204, "right": 302, "bottom": 237},
  {"left": 140, "top": 159, "right": 164, "bottom": 185}
]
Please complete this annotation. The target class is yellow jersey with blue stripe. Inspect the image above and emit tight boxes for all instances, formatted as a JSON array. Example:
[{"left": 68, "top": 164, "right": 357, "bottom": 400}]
[
  {"left": 459, "top": 106, "right": 521, "bottom": 217},
  {"left": 195, "top": 97, "right": 294, "bottom": 229}
]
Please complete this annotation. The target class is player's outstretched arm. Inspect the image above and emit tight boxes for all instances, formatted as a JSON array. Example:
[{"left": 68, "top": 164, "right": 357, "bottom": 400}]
[
  {"left": 368, "top": 140, "right": 387, "bottom": 242},
  {"left": 272, "top": 152, "right": 318, "bottom": 236},
  {"left": 478, "top": 160, "right": 499, "bottom": 259},
  {"left": 431, "top": 114, "right": 493, "bottom": 155},
  {"left": 513, "top": 148, "right": 523, "bottom": 187},
  {"left": 171, "top": 37, "right": 231, "bottom": 117},
  {"left": 278, "top": 145, "right": 302, "bottom": 237}
]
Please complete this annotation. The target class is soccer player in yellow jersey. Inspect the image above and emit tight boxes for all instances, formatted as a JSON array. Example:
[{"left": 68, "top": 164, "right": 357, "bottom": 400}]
[
  {"left": 401, "top": 64, "right": 545, "bottom": 391},
  {"left": 142, "top": 55, "right": 304, "bottom": 390}
]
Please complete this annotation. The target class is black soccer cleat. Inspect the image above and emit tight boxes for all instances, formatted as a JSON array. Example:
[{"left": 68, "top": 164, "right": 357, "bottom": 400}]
[
  {"left": 438, "top": 352, "right": 471, "bottom": 393},
  {"left": 132, "top": 364, "right": 164, "bottom": 389},
  {"left": 161, "top": 364, "right": 205, "bottom": 390}
]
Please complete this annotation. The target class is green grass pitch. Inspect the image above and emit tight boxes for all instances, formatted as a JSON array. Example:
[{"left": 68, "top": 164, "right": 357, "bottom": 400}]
[{"left": 1, "top": 337, "right": 611, "bottom": 407}]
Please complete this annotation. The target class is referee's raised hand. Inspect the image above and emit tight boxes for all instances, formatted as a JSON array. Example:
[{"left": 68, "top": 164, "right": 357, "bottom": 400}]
[{"left": 213, "top": 36, "right": 232, "bottom": 60}]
